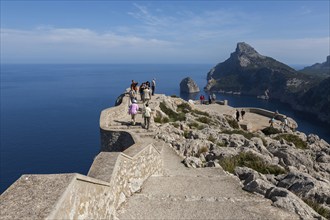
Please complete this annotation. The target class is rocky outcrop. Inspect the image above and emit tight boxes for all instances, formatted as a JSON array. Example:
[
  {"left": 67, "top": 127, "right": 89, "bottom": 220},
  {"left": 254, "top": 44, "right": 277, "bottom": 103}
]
[
  {"left": 153, "top": 96, "right": 330, "bottom": 219},
  {"left": 180, "top": 77, "right": 200, "bottom": 93},
  {"left": 205, "top": 42, "right": 330, "bottom": 124},
  {"left": 205, "top": 42, "right": 313, "bottom": 99},
  {"left": 300, "top": 55, "right": 330, "bottom": 75}
]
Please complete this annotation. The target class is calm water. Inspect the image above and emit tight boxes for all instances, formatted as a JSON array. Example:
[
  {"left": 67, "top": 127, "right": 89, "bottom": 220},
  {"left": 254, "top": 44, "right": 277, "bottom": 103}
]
[{"left": 1, "top": 64, "right": 329, "bottom": 193}]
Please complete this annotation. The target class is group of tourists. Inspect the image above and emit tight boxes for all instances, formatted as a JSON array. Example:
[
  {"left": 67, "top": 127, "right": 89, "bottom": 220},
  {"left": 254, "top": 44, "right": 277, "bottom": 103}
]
[
  {"left": 129, "top": 79, "right": 156, "bottom": 103},
  {"left": 128, "top": 79, "right": 156, "bottom": 129},
  {"left": 269, "top": 110, "right": 290, "bottom": 130},
  {"left": 199, "top": 93, "right": 217, "bottom": 104}
]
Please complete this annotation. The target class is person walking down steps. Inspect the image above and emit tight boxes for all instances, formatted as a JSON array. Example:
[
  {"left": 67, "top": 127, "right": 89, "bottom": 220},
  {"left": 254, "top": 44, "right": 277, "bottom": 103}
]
[
  {"left": 142, "top": 103, "right": 152, "bottom": 130},
  {"left": 128, "top": 99, "right": 139, "bottom": 125}
]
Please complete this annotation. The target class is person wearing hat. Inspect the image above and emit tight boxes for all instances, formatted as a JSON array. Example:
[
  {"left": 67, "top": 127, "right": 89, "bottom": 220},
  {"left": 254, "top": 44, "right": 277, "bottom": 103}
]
[{"left": 128, "top": 99, "right": 139, "bottom": 125}]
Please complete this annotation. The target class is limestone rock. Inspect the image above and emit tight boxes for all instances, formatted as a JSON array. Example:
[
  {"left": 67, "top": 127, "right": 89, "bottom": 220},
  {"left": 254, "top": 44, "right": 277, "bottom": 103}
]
[
  {"left": 265, "top": 187, "right": 323, "bottom": 219},
  {"left": 182, "top": 156, "right": 203, "bottom": 168},
  {"left": 180, "top": 77, "right": 200, "bottom": 93}
]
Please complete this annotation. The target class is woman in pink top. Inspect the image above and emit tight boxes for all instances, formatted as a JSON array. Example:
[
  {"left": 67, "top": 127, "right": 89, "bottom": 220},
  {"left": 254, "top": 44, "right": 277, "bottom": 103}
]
[{"left": 129, "top": 99, "right": 139, "bottom": 125}]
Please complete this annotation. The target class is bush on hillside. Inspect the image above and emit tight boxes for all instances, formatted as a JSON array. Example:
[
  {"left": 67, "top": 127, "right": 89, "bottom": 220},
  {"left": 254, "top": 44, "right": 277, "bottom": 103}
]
[
  {"left": 261, "top": 127, "right": 281, "bottom": 135},
  {"left": 274, "top": 134, "right": 308, "bottom": 149},
  {"left": 218, "top": 152, "right": 286, "bottom": 175}
]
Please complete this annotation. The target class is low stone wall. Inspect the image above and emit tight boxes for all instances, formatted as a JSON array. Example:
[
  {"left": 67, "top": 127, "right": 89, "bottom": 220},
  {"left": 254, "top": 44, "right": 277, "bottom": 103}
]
[
  {"left": 100, "top": 91, "right": 131, "bottom": 129},
  {"left": 239, "top": 107, "right": 298, "bottom": 129},
  {"left": 244, "top": 107, "right": 284, "bottom": 119}
]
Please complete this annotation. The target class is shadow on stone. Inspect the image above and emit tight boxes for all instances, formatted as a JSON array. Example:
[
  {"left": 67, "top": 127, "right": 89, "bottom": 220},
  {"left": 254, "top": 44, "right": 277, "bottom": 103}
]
[{"left": 100, "top": 129, "right": 135, "bottom": 152}]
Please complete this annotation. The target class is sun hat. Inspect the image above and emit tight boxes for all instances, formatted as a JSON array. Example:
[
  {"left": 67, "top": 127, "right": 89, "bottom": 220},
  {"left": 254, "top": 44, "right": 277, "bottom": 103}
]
[{"left": 132, "top": 99, "right": 137, "bottom": 103}]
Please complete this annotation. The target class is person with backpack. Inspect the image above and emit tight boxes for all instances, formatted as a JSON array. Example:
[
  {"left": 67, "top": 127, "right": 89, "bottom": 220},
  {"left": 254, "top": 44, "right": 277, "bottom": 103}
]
[
  {"left": 128, "top": 99, "right": 139, "bottom": 125},
  {"left": 142, "top": 103, "right": 152, "bottom": 130}
]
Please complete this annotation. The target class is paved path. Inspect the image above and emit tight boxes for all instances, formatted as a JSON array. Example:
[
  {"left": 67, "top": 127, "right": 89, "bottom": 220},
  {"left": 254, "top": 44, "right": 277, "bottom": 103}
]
[{"left": 195, "top": 103, "right": 274, "bottom": 131}]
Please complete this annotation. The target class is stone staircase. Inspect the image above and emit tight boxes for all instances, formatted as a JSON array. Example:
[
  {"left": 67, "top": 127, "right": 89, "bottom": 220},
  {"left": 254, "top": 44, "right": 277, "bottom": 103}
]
[{"left": 117, "top": 143, "right": 299, "bottom": 220}]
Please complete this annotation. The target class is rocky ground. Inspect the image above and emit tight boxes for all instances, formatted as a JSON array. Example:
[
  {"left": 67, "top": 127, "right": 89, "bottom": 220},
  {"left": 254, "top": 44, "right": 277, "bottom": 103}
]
[{"left": 151, "top": 95, "right": 330, "bottom": 219}]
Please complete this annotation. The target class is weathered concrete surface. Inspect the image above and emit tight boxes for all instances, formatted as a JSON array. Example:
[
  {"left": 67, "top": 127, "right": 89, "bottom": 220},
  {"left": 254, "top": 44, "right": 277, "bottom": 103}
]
[
  {"left": 117, "top": 144, "right": 299, "bottom": 219},
  {"left": 0, "top": 174, "right": 75, "bottom": 220},
  {"left": 194, "top": 103, "right": 295, "bottom": 131}
]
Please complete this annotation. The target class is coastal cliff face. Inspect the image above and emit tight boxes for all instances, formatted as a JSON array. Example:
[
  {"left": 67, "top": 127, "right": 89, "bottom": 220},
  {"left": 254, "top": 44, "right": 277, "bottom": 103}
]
[
  {"left": 295, "top": 77, "right": 330, "bottom": 123},
  {"left": 205, "top": 42, "right": 329, "bottom": 123}
]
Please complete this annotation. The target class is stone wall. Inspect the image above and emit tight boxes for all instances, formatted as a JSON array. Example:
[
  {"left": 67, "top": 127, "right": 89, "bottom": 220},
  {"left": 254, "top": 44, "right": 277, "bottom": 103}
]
[{"left": 100, "top": 91, "right": 130, "bottom": 129}]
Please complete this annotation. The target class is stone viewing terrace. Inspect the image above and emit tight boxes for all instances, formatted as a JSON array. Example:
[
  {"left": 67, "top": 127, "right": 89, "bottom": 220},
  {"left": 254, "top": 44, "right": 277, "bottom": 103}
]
[{"left": 1, "top": 91, "right": 305, "bottom": 219}]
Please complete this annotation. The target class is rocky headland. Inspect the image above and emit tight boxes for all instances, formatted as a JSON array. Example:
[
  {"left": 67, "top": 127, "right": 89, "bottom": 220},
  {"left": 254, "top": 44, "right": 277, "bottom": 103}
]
[
  {"left": 300, "top": 56, "right": 330, "bottom": 76},
  {"left": 152, "top": 95, "right": 330, "bottom": 219},
  {"left": 205, "top": 42, "right": 330, "bottom": 124}
]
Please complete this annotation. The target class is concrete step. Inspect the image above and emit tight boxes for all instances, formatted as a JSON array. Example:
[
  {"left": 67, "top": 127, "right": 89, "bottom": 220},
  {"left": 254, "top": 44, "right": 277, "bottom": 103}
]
[{"left": 117, "top": 193, "right": 295, "bottom": 220}]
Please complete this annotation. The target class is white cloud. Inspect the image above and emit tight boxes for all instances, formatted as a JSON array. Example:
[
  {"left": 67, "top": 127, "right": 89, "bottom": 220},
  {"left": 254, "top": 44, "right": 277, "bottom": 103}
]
[
  {"left": 250, "top": 37, "right": 330, "bottom": 64},
  {"left": 0, "top": 27, "right": 178, "bottom": 63}
]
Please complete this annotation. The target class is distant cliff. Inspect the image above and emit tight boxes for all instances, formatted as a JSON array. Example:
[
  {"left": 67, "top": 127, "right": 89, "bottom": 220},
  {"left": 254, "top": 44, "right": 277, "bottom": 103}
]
[
  {"left": 300, "top": 55, "right": 330, "bottom": 76},
  {"left": 205, "top": 42, "right": 329, "bottom": 123},
  {"left": 205, "top": 42, "right": 319, "bottom": 99}
]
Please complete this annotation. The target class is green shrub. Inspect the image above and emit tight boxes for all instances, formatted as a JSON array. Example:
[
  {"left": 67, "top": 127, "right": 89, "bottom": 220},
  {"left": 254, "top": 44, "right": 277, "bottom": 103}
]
[
  {"left": 218, "top": 152, "right": 286, "bottom": 175},
  {"left": 177, "top": 103, "right": 192, "bottom": 113},
  {"left": 183, "top": 130, "right": 190, "bottom": 139},
  {"left": 261, "top": 127, "right": 281, "bottom": 135},
  {"left": 196, "top": 116, "right": 212, "bottom": 124},
  {"left": 172, "top": 122, "right": 180, "bottom": 128},
  {"left": 217, "top": 141, "right": 227, "bottom": 147},
  {"left": 188, "top": 122, "right": 205, "bottom": 130},
  {"left": 170, "top": 95, "right": 179, "bottom": 98},
  {"left": 303, "top": 199, "right": 330, "bottom": 219},
  {"left": 160, "top": 102, "right": 186, "bottom": 122},
  {"left": 196, "top": 146, "right": 208, "bottom": 157},
  {"left": 192, "top": 109, "right": 210, "bottom": 117},
  {"left": 274, "top": 134, "right": 308, "bottom": 149},
  {"left": 226, "top": 117, "right": 239, "bottom": 129},
  {"left": 154, "top": 116, "right": 170, "bottom": 124},
  {"left": 208, "top": 135, "right": 216, "bottom": 143},
  {"left": 154, "top": 116, "right": 162, "bottom": 123}
]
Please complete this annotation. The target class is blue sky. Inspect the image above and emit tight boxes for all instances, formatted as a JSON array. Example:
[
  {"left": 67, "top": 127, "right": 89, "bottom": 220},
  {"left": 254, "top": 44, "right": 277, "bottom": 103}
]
[{"left": 1, "top": 1, "right": 329, "bottom": 65}]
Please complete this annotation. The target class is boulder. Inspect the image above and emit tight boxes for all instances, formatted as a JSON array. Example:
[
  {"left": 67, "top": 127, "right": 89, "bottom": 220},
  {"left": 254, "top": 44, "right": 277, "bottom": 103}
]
[
  {"left": 180, "top": 77, "right": 200, "bottom": 93},
  {"left": 182, "top": 156, "right": 203, "bottom": 168},
  {"left": 265, "top": 187, "right": 323, "bottom": 219}
]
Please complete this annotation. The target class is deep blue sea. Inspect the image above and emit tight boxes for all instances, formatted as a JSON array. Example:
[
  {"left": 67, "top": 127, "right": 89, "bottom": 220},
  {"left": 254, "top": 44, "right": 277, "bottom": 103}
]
[{"left": 1, "top": 64, "right": 329, "bottom": 193}]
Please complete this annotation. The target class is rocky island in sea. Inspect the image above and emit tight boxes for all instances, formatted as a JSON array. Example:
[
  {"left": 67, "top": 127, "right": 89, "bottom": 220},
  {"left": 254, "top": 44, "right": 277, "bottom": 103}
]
[{"left": 205, "top": 42, "right": 330, "bottom": 124}]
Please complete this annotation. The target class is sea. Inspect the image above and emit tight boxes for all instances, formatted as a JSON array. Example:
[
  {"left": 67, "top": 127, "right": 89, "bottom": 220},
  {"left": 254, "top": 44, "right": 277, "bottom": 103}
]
[{"left": 1, "top": 64, "right": 329, "bottom": 194}]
